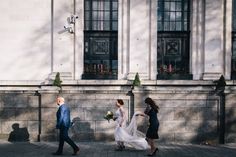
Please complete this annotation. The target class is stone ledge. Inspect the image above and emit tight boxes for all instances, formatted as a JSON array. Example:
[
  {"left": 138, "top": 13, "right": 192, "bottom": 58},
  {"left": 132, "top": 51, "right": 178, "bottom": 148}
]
[
  {"left": 0, "top": 80, "right": 43, "bottom": 86},
  {"left": 0, "top": 80, "right": 235, "bottom": 86}
]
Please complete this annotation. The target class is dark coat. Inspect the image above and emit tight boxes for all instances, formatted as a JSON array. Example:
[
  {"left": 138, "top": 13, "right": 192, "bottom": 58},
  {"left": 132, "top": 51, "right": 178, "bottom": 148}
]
[
  {"left": 145, "top": 106, "right": 159, "bottom": 139},
  {"left": 56, "top": 104, "right": 71, "bottom": 129}
]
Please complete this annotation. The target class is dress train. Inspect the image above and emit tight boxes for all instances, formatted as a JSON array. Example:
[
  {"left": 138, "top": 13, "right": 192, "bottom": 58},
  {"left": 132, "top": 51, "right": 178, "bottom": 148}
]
[{"left": 114, "top": 111, "right": 150, "bottom": 150}]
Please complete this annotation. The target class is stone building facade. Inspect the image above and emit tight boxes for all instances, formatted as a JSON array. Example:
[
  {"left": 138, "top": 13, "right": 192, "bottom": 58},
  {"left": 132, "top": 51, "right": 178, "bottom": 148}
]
[{"left": 0, "top": 0, "right": 236, "bottom": 143}]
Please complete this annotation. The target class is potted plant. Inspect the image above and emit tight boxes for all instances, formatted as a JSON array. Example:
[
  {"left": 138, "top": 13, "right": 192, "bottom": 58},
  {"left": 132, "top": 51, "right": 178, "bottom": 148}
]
[
  {"left": 53, "top": 72, "right": 63, "bottom": 93},
  {"left": 132, "top": 72, "right": 141, "bottom": 89}
]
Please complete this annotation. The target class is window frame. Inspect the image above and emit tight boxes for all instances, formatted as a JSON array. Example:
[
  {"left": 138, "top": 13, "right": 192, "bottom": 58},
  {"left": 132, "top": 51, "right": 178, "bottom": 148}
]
[
  {"left": 157, "top": 0, "right": 192, "bottom": 80},
  {"left": 83, "top": 0, "right": 118, "bottom": 80}
]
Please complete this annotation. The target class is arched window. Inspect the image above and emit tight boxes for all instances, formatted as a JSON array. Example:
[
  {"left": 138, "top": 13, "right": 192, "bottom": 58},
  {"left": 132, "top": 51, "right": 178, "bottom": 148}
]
[
  {"left": 232, "top": 0, "right": 236, "bottom": 79},
  {"left": 83, "top": 0, "right": 118, "bottom": 79},
  {"left": 157, "top": 0, "right": 192, "bottom": 80}
]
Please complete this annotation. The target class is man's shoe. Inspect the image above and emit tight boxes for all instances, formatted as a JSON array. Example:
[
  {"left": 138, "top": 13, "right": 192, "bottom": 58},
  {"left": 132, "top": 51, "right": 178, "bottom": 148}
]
[
  {"left": 52, "top": 152, "right": 62, "bottom": 155},
  {"left": 72, "top": 147, "right": 80, "bottom": 155}
]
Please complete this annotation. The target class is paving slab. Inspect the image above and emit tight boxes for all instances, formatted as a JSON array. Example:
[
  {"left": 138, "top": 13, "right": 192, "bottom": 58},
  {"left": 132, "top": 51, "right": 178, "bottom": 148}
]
[{"left": 0, "top": 140, "right": 236, "bottom": 157}]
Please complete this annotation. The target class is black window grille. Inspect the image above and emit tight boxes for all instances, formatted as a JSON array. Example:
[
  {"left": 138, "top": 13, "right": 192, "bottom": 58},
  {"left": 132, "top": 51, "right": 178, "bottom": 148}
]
[
  {"left": 157, "top": 0, "right": 192, "bottom": 80},
  {"left": 83, "top": 0, "right": 118, "bottom": 79},
  {"left": 232, "top": 0, "right": 236, "bottom": 79}
]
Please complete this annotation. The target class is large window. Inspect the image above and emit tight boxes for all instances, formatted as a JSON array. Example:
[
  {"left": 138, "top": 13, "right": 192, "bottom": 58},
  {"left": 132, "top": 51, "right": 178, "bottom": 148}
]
[
  {"left": 157, "top": 0, "right": 192, "bottom": 80},
  {"left": 83, "top": 0, "right": 118, "bottom": 79},
  {"left": 232, "top": 0, "right": 236, "bottom": 79}
]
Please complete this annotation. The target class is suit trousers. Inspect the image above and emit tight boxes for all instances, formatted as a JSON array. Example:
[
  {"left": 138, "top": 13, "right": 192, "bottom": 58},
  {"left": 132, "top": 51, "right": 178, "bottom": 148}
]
[{"left": 57, "top": 126, "right": 78, "bottom": 153}]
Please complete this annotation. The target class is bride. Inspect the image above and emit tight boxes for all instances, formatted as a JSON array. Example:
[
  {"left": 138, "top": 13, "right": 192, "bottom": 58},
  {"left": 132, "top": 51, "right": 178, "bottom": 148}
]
[{"left": 114, "top": 99, "right": 150, "bottom": 151}]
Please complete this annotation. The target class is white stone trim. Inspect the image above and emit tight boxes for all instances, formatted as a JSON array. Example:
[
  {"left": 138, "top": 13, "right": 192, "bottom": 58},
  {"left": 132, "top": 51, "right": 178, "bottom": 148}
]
[
  {"left": 224, "top": 0, "right": 232, "bottom": 80},
  {"left": 118, "top": 0, "right": 130, "bottom": 79},
  {"left": 149, "top": 0, "right": 157, "bottom": 80},
  {"left": 0, "top": 79, "right": 221, "bottom": 86},
  {"left": 75, "top": 0, "right": 84, "bottom": 80},
  {"left": 127, "top": 0, "right": 149, "bottom": 80},
  {"left": 203, "top": 0, "right": 224, "bottom": 80},
  {"left": 191, "top": 0, "right": 205, "bottom": 80},
  {"left": 51, "top": 0, "right": 54, "bottom": 73},
  {"left": 53, "top": 0, "right": 74, "bottom": 73}
]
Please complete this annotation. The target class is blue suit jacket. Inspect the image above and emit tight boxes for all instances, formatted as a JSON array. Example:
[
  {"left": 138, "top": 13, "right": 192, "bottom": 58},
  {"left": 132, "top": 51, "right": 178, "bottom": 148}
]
[{"left": 56, "top": 104, "right": 71, "bottom": 129}]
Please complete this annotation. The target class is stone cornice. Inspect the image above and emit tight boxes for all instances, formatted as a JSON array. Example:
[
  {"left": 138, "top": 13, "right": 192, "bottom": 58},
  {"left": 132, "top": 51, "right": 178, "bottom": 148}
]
[{"left": 0, "top": 80, "right": 236, "bottom": 86}]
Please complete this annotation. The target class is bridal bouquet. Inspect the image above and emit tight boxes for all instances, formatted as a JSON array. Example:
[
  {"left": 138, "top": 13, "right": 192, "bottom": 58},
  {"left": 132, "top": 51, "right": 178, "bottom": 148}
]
[{"left": 104, "top": 111, "right": 116, "bottom": 122}]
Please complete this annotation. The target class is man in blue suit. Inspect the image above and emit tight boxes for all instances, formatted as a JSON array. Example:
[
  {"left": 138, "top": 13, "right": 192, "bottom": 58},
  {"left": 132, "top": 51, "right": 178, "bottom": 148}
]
[{"left": 53, "top": 97, "right": 79, "bottom": 155}]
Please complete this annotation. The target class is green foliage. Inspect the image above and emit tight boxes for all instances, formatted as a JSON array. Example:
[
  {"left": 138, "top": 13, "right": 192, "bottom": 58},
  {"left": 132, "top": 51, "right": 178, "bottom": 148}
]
[
  {"left": 215, "top": 75, "right": 226, "bottom": 93},
  {"left": 132, "top": 72, "right": 141, "bottom": 87},
  {"left": 53, "top": 72, "right": 62, "bottom": 88},
  {"left": 217, "top": 75, "right": 226, "bottom": 87}
]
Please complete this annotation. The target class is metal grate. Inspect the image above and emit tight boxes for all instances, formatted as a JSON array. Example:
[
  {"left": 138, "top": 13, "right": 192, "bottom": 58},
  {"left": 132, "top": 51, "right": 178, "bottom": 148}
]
[
  {"left": 157, "top": 0, "right": 191, "bottom": 80},
  {"left": 83, "top": 0, "right": 118, "bottom": 79}
]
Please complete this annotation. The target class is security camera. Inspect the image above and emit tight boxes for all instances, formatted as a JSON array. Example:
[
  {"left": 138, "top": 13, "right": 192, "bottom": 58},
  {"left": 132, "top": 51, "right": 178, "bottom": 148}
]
[
  {"left": 64, "top": 25, "right": 74, "bottom": 34},
  {"left": 67, "top": 15, "right": 79, "bottom": 24},
  {"left": 68, "top": 27, "right": 74, "bottom": 33}
]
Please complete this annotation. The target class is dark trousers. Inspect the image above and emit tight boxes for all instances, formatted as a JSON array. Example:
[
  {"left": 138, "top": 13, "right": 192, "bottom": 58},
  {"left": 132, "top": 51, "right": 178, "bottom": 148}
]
[{"left": 57, "top": 126, "right": 78, "bottom": 153}]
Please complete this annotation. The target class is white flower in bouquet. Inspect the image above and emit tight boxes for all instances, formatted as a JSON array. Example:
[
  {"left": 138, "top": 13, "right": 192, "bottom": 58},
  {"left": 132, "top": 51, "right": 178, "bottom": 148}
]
[{"left": 104, "top": 111, "right": 116, "bottom": 122}]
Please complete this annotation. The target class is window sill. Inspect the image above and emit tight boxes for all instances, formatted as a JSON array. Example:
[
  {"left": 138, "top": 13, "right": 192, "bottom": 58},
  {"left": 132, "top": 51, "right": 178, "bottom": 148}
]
[
  {"left": 82, "top": 73, "right": 117, "bottom": 80},
  {"left": 157, "top": 73, "right": 193, "bottom": 80}
]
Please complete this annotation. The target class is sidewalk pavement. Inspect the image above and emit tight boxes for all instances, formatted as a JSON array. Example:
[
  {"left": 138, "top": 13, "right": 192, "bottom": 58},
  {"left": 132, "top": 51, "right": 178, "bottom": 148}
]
[{"left": 0, "top": 140, "right": 236, "bottom": 157}]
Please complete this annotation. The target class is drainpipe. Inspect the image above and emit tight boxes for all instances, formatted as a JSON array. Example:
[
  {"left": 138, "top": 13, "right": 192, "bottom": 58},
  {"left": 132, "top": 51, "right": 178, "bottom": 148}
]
[
  {"left": 214, "top": 75, "right": 226, "bottom": 144},
  {"left": 219, "top": 92, "right": 225, "bottom": 144},
  {"left": 126, "top": 89, "right": 134, "bottom": 121},
  {"left": 35, "top": 91, "right": 41, "bottom": 142}
]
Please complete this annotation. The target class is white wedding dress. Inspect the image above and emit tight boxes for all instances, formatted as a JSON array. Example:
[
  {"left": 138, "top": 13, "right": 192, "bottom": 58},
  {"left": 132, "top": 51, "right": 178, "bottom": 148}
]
[{"left": 114, "top": 108, "right": 150, "bottom": 150}]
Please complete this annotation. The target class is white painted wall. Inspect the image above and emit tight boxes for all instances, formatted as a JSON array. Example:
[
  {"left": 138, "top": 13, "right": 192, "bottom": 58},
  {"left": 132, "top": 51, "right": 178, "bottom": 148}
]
[
  {"left": 53, "top": 0, "right": 74, "bottom": 73},
  {"left": 0, "top": 0, "right": 232, "bottom": 81},
  {"left": 0, "top": 0, "right": 51, "bottom": 80},
  {"left": 203, "top": 0, "right": 224, "bottom": 80},
  {"left": 128, "top": 0, "right": 150, "bottom": 80}
]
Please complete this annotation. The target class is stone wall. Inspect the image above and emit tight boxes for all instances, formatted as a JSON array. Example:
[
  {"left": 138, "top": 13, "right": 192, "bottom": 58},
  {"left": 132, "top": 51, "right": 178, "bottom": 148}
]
[
  {"left": 40, "top": 91, "right": 130, "bottom": 141},
  {"left": 0, "top": 92, "right": 39, "bottom": 141},
  {"left": 0, "top": 82, "right": 236, "bottom": 143},
  {"left": 225, "top": 93, "right": 236, "bottom": 143},
  {"left": 132, "top": 86, "right": 220, "bottom": 143}
]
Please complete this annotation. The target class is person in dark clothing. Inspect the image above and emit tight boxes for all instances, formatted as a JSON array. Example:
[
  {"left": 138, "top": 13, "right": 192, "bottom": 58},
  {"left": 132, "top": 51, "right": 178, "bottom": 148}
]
[
  {"left": 53, "top": 97, "right": 79, "bottom": 156},
  {"left": 144, "top": 97, "right": 159, "bottom": 156}
]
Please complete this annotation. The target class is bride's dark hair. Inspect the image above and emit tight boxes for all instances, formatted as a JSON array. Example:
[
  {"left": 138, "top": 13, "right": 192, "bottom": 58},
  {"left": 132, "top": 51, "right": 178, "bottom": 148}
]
[
  {"left": 144, "top": 97, "right": 159, "bottom": 113},
  {"left": 117, "top": 99, "right": 124, "bottom": 105}
]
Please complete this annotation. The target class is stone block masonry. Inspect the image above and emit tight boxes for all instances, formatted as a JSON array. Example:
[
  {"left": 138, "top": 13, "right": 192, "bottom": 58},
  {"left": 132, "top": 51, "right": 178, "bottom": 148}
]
[{"left": 0, "top": 82, "right": 236, "bottom": 143}]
